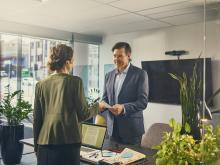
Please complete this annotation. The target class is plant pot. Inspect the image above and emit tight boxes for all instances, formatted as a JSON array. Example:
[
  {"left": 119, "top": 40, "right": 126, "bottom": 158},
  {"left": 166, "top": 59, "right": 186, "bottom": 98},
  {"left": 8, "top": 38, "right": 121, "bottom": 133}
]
[
  {"left": 190, "top": 124, "right": 201, "bottom": 140},
  {"left": 181, "top": 121, "right": 201, "bottom": 140},
  {"left": 0, "top": 123, "right": 24, "bottom": 165}
]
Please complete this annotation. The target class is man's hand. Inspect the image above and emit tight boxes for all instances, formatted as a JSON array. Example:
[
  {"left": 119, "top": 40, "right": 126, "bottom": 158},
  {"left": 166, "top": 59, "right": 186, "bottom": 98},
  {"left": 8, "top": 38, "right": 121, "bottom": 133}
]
[
  {"left": 109, "top": 104, "right": 124, "bottom": 116},
  {"left": 98, "top": 101, "right": 107, "bottom": 112}
]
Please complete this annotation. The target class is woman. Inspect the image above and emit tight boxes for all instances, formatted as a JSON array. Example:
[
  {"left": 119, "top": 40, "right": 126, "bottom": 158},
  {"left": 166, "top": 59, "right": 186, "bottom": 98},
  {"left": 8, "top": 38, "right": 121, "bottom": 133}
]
[{"left": 33, "top": 44, "right": 105, "bottom": 165}]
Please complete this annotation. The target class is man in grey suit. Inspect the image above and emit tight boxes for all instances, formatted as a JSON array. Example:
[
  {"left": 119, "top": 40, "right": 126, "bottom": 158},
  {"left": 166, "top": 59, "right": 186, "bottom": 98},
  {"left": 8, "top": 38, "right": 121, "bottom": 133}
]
[{"left": 102, "top": 42, "right": 149, "bottom": 145}]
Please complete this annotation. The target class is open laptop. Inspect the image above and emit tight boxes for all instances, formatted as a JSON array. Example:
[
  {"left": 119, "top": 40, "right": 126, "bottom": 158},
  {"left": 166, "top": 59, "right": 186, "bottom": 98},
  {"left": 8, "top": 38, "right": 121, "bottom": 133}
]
[{"left": 80, "top": 123, "right": 107, "bottom": 164}]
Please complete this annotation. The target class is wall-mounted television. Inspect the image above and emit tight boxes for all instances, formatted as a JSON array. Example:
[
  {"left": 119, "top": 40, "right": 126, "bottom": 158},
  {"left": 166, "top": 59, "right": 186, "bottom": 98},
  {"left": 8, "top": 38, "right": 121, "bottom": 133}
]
[{"left": 141, "top": 58, "right": 213, "bottom": 105}]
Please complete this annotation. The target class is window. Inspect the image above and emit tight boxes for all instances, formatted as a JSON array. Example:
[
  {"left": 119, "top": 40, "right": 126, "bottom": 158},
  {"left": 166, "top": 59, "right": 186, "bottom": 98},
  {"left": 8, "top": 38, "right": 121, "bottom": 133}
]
[
  {"left": 21, "top": 37, "right": 70, "bottom": 104},
  {"left": 0, "top": 34, "right": 18, "bottom": 100},
  {"left": 73, "top": 42, "right": 99, "bottom": 96},
  {"left": 0, "top": 34, "right": 70, "bottom": 105}
]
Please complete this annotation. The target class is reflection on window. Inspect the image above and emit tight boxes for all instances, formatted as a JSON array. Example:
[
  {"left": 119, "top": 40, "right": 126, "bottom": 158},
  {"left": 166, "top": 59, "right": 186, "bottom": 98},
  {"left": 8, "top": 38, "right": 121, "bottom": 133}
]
[
  {"left": 21, "top": 37, "right": 70, "bottom": 104},
  {"left": 0, "top": 34, "right": 70, "bottom": 105},
  {"left": 0, "top": 34, "right": 18, "bottom": 100}
]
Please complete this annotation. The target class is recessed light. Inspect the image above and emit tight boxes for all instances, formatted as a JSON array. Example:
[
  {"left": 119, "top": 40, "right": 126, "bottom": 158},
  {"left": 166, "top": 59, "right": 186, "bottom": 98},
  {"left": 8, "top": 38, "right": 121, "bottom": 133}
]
[{"left": 34, "top": 0, "right": 48, "bottom": 2}]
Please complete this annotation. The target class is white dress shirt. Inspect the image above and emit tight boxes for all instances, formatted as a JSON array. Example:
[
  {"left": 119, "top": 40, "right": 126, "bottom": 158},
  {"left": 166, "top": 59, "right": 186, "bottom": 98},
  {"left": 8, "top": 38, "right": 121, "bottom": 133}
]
[{"left": 114, "top": 63, "right": 130, "bottom": 104}]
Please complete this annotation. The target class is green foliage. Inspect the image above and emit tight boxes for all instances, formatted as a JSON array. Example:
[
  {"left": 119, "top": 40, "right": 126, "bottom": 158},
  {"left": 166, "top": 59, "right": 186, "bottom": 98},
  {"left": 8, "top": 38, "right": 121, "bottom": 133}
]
[
  {"left": 154, "top": 118, "right": 199, "bottom": 165},
  {"left": 86, "top": 88, "right": 100, "bottom": 107},
  {"left": 169, "top": 63, "right": 201, "bottom": 129},
  {"left": 199, "top": 125, "right": 220, "bottom": 164},
  {"left": 169, "top": 59, "right": 220, "bottom": 125},
  {"left": 0, "top": 85, "right": 33, "bottom": 125},
  {"left": 155, "top": 118, "right": 220, "bottom": 165},
  {"left": 215, "top": 124, "right": 220, "bottom": 145}
]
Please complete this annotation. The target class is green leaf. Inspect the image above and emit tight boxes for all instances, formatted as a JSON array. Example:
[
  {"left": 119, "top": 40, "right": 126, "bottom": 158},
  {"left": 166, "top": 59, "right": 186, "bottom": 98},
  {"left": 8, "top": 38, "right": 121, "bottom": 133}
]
[
  {"left": 11, "top": 90, "right": 22, "bottom": 98},
  {"left": 169, "top": 118, "right": 176, "bottom": 128},
  {"left": 175, "top": 123, "right": 182, "bottom": 133},
  {"left": 169, "top": 73, "right": 179, "bottom": 80},
  {"left": 0, "top": 84, "right": 33, "bottom": 125},
  {"left": 185, "top": 123, "right": 191, "bottom": 133}
]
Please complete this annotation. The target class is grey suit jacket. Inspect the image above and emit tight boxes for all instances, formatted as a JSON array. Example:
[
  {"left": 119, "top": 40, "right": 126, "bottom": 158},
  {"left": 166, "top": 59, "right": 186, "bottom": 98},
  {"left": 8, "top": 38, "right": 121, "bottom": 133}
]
[{"left": 102, "top": 64, "right": 149, "bottom": 140}]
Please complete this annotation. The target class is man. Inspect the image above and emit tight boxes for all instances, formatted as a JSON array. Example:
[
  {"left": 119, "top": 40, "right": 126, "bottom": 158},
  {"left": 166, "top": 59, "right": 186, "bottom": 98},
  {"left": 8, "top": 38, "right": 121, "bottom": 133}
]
[{"left": 102, "top": 42, "right": 149, "bottom": 145}]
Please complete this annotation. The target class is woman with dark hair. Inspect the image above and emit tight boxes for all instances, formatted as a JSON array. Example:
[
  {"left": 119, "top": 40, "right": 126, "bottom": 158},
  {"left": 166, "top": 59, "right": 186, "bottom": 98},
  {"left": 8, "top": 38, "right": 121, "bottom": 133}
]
[{"left": 33, "top": 44, "right": 105, "bottom": 165}]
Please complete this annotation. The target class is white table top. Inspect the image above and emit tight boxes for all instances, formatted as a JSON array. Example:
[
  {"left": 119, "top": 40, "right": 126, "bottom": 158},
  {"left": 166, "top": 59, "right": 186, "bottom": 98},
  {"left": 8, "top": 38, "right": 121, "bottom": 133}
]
[{"left": 19, "top": 138, "right": 34, "bottom": 147}]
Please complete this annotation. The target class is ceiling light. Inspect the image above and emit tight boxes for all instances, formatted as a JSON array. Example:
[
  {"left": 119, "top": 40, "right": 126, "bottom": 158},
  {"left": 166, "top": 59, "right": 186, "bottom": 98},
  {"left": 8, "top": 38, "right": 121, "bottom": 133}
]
[{"left": 33, "top": 0, "right": 48, "bottom": 2}]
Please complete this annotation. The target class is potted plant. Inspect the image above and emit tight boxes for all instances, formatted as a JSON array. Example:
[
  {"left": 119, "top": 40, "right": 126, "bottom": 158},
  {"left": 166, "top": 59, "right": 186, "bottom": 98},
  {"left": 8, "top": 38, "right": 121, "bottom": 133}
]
[
  {"left": 0, "top": 85, "right": 33, "bottom": 164},
  {"left": 169, "top": 63, "right": 202, "bottom": 140},
  {"left": 154, "top": 118, "right": 220, "bottom": 165},
  {"left": 169, "top": 59, "right": 220, "bottom": 140},
  {"left": 87, "top": 88, "right": 100, "bottom": 108},
  {"left": 86, "top": 88, "right": 106, "bottom": 125}
]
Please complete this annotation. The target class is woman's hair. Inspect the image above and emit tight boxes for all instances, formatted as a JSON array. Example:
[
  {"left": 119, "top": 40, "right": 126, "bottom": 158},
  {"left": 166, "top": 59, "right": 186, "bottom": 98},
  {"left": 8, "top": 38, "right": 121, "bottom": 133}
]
[{"left": 47, "top": 44, "right": 73, "bottom": 71}]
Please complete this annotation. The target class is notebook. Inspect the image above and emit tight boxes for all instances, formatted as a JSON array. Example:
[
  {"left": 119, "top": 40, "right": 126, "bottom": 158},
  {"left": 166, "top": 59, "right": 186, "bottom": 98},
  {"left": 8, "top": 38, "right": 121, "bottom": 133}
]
[{"left": 80, "top": 123, "right": 107, "bottom": 164}]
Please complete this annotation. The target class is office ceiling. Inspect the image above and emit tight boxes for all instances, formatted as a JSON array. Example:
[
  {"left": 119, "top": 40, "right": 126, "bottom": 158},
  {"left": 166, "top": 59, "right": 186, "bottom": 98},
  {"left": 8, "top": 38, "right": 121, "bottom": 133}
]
[{"left": 0, "top": 0, "right": 219, "bottom": 36}]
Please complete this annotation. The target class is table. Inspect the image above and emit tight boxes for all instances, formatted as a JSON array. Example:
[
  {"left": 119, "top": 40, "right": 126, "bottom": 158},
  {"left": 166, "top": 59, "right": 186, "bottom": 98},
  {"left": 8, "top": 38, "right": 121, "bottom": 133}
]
[
  {"left": 20, "top": 137, "right": 156, "bottom": 165},
  {"left": 20, "top": 138, "right": 34, "bottom": 147}
]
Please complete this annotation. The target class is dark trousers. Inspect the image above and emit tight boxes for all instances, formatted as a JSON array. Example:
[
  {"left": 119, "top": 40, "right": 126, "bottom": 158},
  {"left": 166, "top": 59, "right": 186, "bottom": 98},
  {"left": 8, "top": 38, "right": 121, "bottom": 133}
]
[
  {"left": 37, "top": 143, "right": 81, "bottom": 165},
  {"left": 112, "top": 119, "right": 142, "bottom": 146}
]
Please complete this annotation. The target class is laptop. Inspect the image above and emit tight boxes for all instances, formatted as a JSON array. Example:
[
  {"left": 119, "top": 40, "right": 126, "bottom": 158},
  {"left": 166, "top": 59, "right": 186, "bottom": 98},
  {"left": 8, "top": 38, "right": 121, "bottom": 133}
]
[{"left": 80, "top": 123, "right": 107, "bottom": 164}]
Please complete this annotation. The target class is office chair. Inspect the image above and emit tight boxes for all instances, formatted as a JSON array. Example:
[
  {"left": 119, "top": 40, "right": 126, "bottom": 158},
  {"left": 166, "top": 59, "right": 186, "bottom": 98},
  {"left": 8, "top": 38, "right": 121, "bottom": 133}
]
[
  {"left": 94, "top": 114, "right": 106, "bottom": 126},
  {"left": 141, "top": 123, "right": 172, "bottom": 149}
]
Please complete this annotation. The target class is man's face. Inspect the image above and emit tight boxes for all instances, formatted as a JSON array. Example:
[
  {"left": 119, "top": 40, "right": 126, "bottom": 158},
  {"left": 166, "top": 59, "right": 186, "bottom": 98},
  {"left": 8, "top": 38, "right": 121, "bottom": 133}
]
[{"left": 113, "top": 48, "right": 130, "bottom": 70}]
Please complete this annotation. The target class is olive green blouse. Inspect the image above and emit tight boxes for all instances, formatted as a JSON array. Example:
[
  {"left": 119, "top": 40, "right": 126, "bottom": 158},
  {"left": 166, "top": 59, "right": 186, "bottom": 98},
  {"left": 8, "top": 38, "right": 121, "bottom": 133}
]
[{"left": 33, "top": 73, "right": 98, "bottom": 152}]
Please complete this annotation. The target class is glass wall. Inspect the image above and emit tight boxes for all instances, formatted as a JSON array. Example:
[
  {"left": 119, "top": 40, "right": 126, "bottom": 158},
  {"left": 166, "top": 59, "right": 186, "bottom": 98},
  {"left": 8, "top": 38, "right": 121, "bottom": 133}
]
[
  {"left": 0, "top": 33, "right": 100, "bottom": 110},
  {"left": 0, "top": 34, "right": 18, "bottom": 100},
  {"left": 0, "top": 32, "right": 100, "bottom": 136},
  {"left": 73, "top": 42, "right": 99, "bottom": 97},
  {"left": 20, "top": 37, "right": 69, "bottom": 104}
]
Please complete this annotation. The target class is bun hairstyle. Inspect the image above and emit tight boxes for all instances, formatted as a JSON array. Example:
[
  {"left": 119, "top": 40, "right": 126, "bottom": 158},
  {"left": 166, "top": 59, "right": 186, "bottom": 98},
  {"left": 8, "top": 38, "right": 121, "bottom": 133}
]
[{"left": 47, "top": 44, "right": 73, "bottom": 71}]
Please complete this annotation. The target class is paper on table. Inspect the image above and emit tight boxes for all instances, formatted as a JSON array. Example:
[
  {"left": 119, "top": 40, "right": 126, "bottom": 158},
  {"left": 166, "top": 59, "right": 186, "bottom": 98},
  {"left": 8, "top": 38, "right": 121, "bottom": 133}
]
[{"left": 102, "top": 148, "right": 146, "bottom": 165}]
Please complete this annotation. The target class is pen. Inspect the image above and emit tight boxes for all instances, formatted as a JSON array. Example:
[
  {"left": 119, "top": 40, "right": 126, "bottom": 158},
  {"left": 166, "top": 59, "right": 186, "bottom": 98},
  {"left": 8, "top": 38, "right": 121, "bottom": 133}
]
[
  {"left": 94, "top": 153, "right": 98, "bottom": 158},
  {"left": 89, "top": 153, "right": 96, "bottom": 158},
  {"left": 89, "top": 152, "right": 99, "bottom": 158}
]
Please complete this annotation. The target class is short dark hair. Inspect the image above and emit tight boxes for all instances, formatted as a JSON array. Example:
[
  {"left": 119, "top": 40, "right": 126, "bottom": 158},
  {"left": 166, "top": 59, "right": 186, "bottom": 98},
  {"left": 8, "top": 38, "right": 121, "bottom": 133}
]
[
  {"left": 112, "top": 42, "right": 131, "bottom": 54},
  {"left": 47, "top": 44, "right": 73, "bottom": 71}
]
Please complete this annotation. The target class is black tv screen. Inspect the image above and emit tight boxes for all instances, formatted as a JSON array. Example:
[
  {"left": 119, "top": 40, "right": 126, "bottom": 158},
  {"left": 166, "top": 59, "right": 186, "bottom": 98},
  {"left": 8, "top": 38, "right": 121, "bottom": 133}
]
[{"left": 141, "top": 58, "right": 213, "bottom": 105}]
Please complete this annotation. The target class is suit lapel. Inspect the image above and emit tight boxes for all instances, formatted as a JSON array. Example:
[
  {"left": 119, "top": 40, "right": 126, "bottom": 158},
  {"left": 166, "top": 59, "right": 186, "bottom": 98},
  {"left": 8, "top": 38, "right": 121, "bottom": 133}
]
[{"left": 118, "top": 64, "right": 134, "bottom": 99}]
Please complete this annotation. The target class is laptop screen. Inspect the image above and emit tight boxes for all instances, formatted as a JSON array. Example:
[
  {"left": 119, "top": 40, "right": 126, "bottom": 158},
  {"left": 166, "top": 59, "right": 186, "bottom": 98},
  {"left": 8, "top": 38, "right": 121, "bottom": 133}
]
[{"left": 81, "top": 123, "right": 107, "bottom": 150}]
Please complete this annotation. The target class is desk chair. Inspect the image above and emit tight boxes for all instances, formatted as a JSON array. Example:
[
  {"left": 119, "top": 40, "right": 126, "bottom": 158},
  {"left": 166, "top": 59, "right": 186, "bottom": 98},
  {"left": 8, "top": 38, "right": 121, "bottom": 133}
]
[
  {"left": 94, "top": 114, "right": 106, "bottom": 126},
  {"left": 141, "top": 123, "right": 172, "bottom": 149}
]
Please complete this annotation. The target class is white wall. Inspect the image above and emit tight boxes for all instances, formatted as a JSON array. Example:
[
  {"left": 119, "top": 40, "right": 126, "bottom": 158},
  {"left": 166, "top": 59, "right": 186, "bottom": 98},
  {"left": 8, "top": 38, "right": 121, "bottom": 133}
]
[{"left": 100, "top": 21, "right": 220, "bottom": 131}]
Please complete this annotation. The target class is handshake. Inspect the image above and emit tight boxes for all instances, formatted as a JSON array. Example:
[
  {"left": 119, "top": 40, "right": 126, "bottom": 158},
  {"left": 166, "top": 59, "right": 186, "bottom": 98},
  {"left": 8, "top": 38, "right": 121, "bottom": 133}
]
[{"left": 98, "top": 101, "right": 124, "bottom": 116}]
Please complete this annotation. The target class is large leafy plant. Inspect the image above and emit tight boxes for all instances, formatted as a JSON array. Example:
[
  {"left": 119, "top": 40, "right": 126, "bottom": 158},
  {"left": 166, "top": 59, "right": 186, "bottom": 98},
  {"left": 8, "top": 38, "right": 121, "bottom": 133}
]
[
  {"left": 169, "top": 63, "right": 202, "bottom": 139},
  {"left": 154, "top": 118, "right": 220, "bottom": 165},
  {"left": 0, "top": 85, "right": 33, "bottom": 125},
  {"left": 169, "top": 60, "right": 220, "bottom": 139}
]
